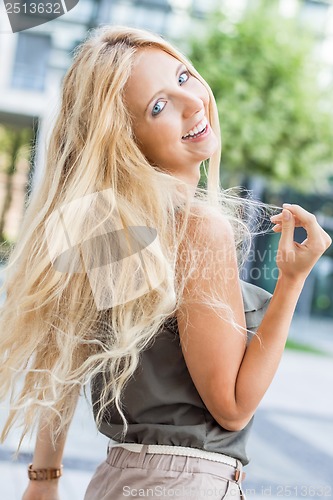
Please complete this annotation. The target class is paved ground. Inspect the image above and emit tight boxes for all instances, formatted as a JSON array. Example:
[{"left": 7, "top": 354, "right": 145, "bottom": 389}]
[{"left": 1, "top": 266, "right": 333, "bottom": 499}]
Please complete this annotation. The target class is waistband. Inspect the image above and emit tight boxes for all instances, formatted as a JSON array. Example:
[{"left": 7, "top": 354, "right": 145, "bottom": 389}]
[{"left": 109, "top": 442, "right": 246, "bottom": 484}]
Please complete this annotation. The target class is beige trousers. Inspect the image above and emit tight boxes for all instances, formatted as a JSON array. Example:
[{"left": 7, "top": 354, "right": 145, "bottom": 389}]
[{"left": 84, "top": 444, "right": 246, "bottom": 499}]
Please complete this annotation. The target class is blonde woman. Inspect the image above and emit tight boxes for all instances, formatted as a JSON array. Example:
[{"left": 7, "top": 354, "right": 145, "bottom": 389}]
[{"left": 0, "top": 26, "right": 331, "bottom": 500}]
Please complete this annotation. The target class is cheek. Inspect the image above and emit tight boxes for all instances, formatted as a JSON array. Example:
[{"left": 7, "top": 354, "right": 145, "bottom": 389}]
[
  {"left": 142, "top": 121, "right": 179, "bottom": 150},
  {"left": 138, "top": 127, "right": 181, "bottom": 167},
  {"left": 133, "top": 125, "right": 163, "bottom": 163},
  {"left": 133, "top": 124, "right": 153, "bottom": 155}
]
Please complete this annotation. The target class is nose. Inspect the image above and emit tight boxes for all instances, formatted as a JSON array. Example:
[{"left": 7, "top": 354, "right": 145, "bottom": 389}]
[{"left": 180, "top": 89, "right": 205, "bottom": 119}]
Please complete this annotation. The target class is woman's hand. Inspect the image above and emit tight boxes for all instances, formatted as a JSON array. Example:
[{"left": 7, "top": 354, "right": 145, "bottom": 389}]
[
  {"left": 270, "top": 203, "right": 332, "bottom": 284},
  {"left": 22, "top": 480, "right": 60, "bottom": 500}
]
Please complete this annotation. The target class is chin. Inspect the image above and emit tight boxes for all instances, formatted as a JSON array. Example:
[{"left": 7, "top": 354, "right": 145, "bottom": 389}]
[
  {"left": 201, "top": 150, "right": 218, "bottom": 162},
  {"left": 201, "top": 142, "right": 220, "bottom": 162}
]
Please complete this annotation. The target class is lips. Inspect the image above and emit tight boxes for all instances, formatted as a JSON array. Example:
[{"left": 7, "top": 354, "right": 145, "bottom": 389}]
[{"left": 182, "top": 116, "right": 208, "bottom": 140}]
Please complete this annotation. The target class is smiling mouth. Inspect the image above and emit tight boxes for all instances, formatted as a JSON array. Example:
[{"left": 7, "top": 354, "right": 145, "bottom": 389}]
[
  {"left": 181, "top": 124, "right": 209, "bottom": 141},
  {"left": 182, "top": 116, "right": 208, "bottom": 140}
]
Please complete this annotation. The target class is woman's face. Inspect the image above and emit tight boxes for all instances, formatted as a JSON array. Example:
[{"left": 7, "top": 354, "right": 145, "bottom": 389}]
[{"left": 124, "top": 48, "right": 219, "bottom": 187}]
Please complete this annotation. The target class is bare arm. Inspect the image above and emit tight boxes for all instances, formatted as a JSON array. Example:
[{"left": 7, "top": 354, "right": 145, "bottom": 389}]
[
  {"left": 176, "top": 204, "right": 332, "bottom": 431},
  {"left": 22, "top": 389, "right": 80, "bottom": 500},
  {"left": 221, "top": 273, "right": 303, "bottom": 429}
]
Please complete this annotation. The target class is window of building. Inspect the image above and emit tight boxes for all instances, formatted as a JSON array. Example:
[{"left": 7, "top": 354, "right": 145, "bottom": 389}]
[
  {"left": 301, "top": 0, "right": 331, "bottom": 35},
  {"left": 11, "top": 33, "right": 51, "bottom": 92}
]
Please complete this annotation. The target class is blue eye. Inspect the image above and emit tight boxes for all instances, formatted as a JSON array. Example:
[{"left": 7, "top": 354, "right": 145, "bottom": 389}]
[
  {"left": 152, "top": 101, "right": 167, "bottom": 117},
  {"left": 178, "top": 71, "right": 190, "bottom": 85},
  {"left": 151, "top": 70, "right": 190, "bottom": 117}
]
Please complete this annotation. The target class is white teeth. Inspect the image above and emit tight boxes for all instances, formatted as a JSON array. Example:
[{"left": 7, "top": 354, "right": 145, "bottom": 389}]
[{"left": 182, "top": 117, "right": 208, "bottom": 139}]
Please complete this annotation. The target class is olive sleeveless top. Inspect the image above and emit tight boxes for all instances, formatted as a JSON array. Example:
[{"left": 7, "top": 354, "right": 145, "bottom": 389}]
[{"left": 91, "top": 280, "right": 272, "bottom": 465}]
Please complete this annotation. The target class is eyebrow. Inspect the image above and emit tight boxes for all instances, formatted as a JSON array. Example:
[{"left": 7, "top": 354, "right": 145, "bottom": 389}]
[{"left": 144, "top": 62, "right": 185, "bottom": 114}]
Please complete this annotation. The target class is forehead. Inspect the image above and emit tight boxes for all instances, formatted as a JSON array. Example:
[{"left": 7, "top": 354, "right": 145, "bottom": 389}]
[
  {"left": 124, "top": 47, "right": 182, "bottom": 115},
  {"left": 131, "top": 47, "right": 179, "bottom": 75}
]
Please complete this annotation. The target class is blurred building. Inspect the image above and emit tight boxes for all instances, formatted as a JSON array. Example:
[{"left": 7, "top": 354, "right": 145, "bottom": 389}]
[{"left": 0, "top": 1, "right": 92, "bottom": 231}]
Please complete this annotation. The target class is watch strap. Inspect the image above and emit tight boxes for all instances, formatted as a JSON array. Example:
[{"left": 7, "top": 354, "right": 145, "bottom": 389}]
[{"left": 28, "top": 463, "right": 63, "bottom": 480}]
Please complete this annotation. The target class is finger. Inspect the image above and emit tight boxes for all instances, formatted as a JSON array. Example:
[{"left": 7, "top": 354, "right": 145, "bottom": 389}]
[
  {"left": 282, "top": 204, "right": 319, "bottom": 240},
  {"left": 272, "top": 220, "right": 330, "bottom": 251},
  {"left": 270, "top": 213, "right": 301, "bottom": 226},
  {"left": 279, "top": 209, "right": 295, "bottom": 250},
  {"left": 283, "top": 204, "right": 332, "bottom": 251}
]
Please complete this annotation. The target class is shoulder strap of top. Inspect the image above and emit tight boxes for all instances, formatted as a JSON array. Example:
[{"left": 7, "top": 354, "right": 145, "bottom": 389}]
[
  {"left": 240, "top": 279, "right": 273, "bottom": 333},
  {"left": 164, "top": 280, "right": 272, "bottom": 335}
]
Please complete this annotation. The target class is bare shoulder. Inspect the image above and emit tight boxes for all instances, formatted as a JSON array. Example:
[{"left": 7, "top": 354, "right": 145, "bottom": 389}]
[
  {"left": 186, "top": 204, "right": 235, "bottom": 245},
  {"left": 177, "top": 205, "right": 239, "bottom": 298}
]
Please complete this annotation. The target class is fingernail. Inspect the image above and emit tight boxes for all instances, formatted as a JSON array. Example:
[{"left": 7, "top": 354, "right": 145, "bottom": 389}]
[
  {"left": 283, "top": 209, "right": 291, "bottom": 221},
  {"left": 283, "top": 203, "right": 292, "bottom": 207}
]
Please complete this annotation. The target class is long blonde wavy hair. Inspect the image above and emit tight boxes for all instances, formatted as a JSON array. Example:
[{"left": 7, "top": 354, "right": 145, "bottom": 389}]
[{"left": 0, "top": 25, "right": 276, "bottom": 453}]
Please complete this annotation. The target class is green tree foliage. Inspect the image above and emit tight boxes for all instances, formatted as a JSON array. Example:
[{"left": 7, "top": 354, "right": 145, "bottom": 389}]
[
  {"left": 0, "top": 125, "right": 33, "bottom": 245},
  {"left": 188, "top": 3, "right": 333, "bottom": 190}
]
